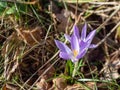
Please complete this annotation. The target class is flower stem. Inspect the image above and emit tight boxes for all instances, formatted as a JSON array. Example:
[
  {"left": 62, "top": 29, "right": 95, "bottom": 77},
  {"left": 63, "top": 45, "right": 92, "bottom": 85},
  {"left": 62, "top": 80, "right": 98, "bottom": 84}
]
[{"left": 72, "top": 61, "right": 78, "bottom": 78}]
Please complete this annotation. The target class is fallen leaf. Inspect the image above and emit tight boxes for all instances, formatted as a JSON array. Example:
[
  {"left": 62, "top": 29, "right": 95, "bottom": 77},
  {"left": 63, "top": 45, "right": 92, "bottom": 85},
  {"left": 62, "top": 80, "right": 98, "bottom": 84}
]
[
  {"left": 36, "top": 78, "right": 50, "bottom": 90},
  {"left": 16, "top": 26, "right": 44, "bottom": 46},
  {"left": 2, "top": 83, "right": 19, "bottom": 90},
  {"left": 85, "top": 82, "right": 96, "bottom": 90},
  {"left": 50, "top": 77, "right": 67, "bottom": 90},
  {"left": 55, "top": 9, "right": 72, "bottom": 32},
  {"left": 64, "top": 83, "right": 83, "bottom": 90},
  {"left": 36, "top": 64, "right": 56, "bottom": 89},
  {"left": 100, "top": 49, "right": 120, "bottom": 80}
]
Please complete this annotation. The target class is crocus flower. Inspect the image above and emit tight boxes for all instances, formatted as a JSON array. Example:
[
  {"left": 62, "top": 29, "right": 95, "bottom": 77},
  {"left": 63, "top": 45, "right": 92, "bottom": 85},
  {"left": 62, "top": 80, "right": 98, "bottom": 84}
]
[
  {"left": 55, "top": 34, "right": 87, "bottom": 63},
  {"left": 65, "top": 24, "right": 97, "bottom": 49},
  {"left": 76, "top": 24, "right": 97, "bottom": 48},
  {"left": 55, "top": 24, "right": 97, "bottom": 63}
]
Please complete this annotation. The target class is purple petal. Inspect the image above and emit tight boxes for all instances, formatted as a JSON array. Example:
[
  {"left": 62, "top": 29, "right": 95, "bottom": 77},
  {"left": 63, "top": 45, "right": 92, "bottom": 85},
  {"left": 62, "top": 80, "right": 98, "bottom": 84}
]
[
  {"left": 79, "top": 40, "right": 89, "bottom": 50},
  {"left": 70, "top": 34, "right": 79, "bottom": 52},
  {"left": 54, "top": 40, "right": 72, "bottom": 53},
  {"left": 86, "top": 30, "right": 96, "bottom": 43},
  {"left": 81, "top": 23, "right": 87, "bottom": 40},
  {"left": 73, "top": 25, "right": 80, "bottom": 39},
  {"left": 71, "top": 58, "right": 79, "bottom": 63},
  {"left": 77, "top": 49, "right": 87, "bottom": 59},
  {"left": 59, "top": 52, "right": 71, "bottom": 60},
  {"left": 64, "top": 34, "right": 71, "bottom": 42},
  {"left": 89, "top": 44, "right": 97, "bottom": 48},
  {"left": 60, "top": 52, "right": 79, "bottom": 63}
]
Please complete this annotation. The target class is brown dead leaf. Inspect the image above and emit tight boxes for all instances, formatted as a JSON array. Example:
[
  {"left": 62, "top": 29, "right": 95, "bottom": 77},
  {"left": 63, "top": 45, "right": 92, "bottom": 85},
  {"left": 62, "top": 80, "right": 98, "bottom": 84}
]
[
  {"left": 49, "top": 77, "right": 67, "bottom": 90},
  {"left": 85, "top": 82, "right": 96, "bottom": 90},
  {"left": 55, "top": 9, "right": 72, "bottom": 32},
  {"left": 2, "top": 84, "right": 7, "bottom": 90},
  {"left": 2, "top": 83, "right": 19, "bottom": 90},
  {"left": 16, "top": 26, "right": 44, "bottom": 46},
  {"left": 50, "top": 1, "right": 60, "bottom": 14},
  {"left": 97, "top": 82, "right": 109, "bottom": 90},
  {"left": 36, "top": 78, "right": 51, "bottom": 90},
  {"left": 1, "top": 33, "right": 22, "bottom": 57},
  {"left": 100, "top": 49, "right": 120, "bottom": 80},
  {"left": 64, "top": 84, "right": 84, "bottom": 90},
  {"left": 36, "top": 64, "right": 56, "bottom": 90}
]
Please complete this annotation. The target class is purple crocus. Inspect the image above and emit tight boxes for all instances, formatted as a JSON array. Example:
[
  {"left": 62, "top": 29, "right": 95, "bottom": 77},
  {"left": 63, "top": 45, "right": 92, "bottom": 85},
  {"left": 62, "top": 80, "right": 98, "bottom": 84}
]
[
  {"left": 55, "top": 34, "right": 86, "bottom": 62},
  {"left": 65, "top": 24, "right": 97, "bottom": 49},
  {"left": 74, "top": 24, "right": 97, "bottom": 48},
  {"left": 55, "top": 24, "right": 97, "bottom": 63}
]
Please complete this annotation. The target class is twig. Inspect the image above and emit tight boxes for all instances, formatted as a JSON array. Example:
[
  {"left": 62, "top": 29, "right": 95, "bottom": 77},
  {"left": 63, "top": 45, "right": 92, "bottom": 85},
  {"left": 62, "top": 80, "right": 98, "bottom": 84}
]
[
  {"left": 89, "top": 2, "right": 120, "bottom": 5},
  {"left": 87, "top": 6, "right": 119, "bottom": 13},
  {"left": 69, "top": 4, "right": 119, "bottom": 13},
  {"left": 96, "top": 21, "right": 120, "bottom": 47},
  {"left": 28, "top": 58, "right": 59, "bottom": 90},
  {"left": 96, "top": 5, "right": 120, "bottom": 32},
  {"left": 0, "top": 0, "right": 38, "bottom": 4}
]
